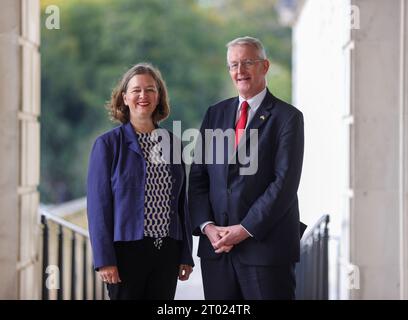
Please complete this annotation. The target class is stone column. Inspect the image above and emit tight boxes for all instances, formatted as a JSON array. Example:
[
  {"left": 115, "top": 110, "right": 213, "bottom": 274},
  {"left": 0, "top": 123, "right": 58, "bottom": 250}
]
[
  {"left": 0, "top": 0, "right": 40, "bottom": 299},
  {"left": 350, "top": 0, "right": 408, "bottom": 299},
  {"left": 397, "top": 0, "right": 408, "bottom": 301}
]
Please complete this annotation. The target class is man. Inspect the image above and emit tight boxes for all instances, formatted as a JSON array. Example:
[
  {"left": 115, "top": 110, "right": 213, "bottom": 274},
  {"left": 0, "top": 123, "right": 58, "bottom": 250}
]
[{"left": 188, "top": 36, "right": 305, "bottom": 299}]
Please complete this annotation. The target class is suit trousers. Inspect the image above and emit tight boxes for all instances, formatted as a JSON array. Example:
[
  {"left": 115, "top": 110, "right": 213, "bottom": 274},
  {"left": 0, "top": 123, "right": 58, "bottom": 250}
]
[
  {"left": 201, "top": 251, "right": 296, "bottom": 300},
  {"left": 106, "top": 237, "right": 181, "bottom": 300}
]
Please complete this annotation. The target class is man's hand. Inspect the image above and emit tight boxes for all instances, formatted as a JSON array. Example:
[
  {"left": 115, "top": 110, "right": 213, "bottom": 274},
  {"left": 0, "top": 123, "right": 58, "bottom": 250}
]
[
  {"left": 99, "top": 265, "right": 121, "bottom": 284},
  {"left": 179, "top": 264, "right": 193, "bottom": 281},
  {"left": 213, "top": 224, "right": 250, "bottom": 253},
  {"left": 203, "top": 224, "right": 234, "bottom": 253}
]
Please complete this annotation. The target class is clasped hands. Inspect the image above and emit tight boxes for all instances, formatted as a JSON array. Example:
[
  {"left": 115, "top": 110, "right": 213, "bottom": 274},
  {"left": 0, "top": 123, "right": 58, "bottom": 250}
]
[{"left": 203, "top": 223, "right": 250, "bottom": 254}]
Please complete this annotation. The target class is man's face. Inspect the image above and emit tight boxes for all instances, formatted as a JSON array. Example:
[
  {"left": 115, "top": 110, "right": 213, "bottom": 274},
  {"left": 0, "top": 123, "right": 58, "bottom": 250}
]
[{"left": 227, "top": 44, "right": 269, "bottom": 99}]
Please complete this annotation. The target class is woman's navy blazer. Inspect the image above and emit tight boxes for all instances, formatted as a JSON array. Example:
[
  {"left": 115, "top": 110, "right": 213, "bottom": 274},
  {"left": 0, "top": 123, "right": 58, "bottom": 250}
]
[{"left": 87, "top": 121, "right": 194, "bottom": 270}]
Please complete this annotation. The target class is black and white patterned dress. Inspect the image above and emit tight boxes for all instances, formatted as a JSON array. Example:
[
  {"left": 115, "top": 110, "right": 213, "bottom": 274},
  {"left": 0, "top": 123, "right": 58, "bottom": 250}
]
[{"left": 136, "top": 131, "right": 172, "bottom": 248}]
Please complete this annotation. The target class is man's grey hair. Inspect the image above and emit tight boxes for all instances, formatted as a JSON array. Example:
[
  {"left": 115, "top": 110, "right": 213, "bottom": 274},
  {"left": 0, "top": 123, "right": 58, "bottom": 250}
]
[{"left": 226, "top": 36, "right": 267, "bottom": 60}]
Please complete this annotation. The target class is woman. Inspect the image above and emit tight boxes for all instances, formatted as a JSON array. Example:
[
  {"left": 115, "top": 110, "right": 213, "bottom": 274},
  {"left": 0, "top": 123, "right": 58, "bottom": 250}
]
[{"left": 87, "top": 63, "right": 194, "bottom": 300}]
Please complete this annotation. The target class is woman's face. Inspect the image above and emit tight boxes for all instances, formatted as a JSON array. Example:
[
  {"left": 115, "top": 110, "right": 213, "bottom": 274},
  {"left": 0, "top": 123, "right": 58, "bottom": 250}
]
[{"left": 122, "top": 74, "right": 159, "bottom": 121}]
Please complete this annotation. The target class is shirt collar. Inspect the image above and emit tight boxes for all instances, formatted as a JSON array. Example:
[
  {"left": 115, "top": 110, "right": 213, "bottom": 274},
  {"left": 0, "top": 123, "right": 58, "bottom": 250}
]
[{"left": 238, "top": 87, "right": 267, "bottom": 112}]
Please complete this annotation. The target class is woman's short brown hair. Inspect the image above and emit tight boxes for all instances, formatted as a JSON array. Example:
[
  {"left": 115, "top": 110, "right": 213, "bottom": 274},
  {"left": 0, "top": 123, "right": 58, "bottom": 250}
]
[{"left": 106, "top": 63, "right": 170, "bottom": 124}]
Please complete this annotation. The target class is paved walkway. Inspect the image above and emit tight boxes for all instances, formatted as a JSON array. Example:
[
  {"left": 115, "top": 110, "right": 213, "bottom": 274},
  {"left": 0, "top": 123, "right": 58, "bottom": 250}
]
[{"left": 175, "top": 236, "right": 204, "bottom": 300}]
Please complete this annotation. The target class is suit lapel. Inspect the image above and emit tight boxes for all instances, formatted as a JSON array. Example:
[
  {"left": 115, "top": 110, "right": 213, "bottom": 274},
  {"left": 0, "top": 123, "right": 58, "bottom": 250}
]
[
  {"left": 124, "top": 123, "right": 180, "bottom": 182},
  {"left": 222, "top": 97, "right": 239, "bottom": 131},
  {"left": 223, "top": 98, "right": 239, "bottom": 166},
  {"left": 123, "top": 121, "right": 143, "bottom": 156},
  {"left": 231, "top": 89, "right": 276, "bottom": 160},
  {"left": 244, "top": 89, "right": 276, "bottom": 142}
]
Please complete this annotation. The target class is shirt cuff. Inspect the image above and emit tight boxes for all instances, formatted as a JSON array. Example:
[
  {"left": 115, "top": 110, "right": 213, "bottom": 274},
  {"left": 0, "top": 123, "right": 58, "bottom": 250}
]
[
  {"left": 240, "top": 224, "right": 253, "bottom": 237},
  {"left": 200, "top": 221, "right": 215, "bottom": 234}
]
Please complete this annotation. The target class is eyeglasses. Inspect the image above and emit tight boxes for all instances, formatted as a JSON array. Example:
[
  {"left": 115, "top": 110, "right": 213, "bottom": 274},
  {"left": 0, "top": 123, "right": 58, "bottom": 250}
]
[{"left": 227, "top": 59, "right": 264, "bottom": 71}]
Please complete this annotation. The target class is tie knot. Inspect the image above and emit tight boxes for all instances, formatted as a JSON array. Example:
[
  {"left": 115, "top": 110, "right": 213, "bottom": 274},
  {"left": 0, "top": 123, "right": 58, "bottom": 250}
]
[{"left": 241, "top": 100, "right": 249, "bottom": 111}]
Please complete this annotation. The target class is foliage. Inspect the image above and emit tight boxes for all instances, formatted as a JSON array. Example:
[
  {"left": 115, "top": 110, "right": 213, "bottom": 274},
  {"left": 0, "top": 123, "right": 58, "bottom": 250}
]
[{"left": 40, "top": 0, "right": 291, "bottom": 203}]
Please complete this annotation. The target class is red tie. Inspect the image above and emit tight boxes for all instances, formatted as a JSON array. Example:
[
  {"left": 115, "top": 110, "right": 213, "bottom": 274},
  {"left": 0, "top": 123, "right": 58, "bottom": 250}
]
[{"left": 235, "top": 101, "right": 249, "bottom": 148}]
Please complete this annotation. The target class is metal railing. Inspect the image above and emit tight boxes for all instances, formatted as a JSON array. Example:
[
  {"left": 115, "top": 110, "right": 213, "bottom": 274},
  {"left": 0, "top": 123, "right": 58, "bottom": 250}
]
[
  {"left": 40, "top": 208, "right": 106, "bottom": 300},
  {"left": 296, "top": 214, "right": 330, "bottom": 300}
]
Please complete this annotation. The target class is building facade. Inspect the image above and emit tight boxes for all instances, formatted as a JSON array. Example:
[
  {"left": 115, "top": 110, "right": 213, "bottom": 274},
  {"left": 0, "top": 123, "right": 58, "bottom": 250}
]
[
  {"left": 291, "top": 0, "right": 408, "bottom": 299},
  {"left": 0, "top": 0, "right": 40, "bottom": 299}
]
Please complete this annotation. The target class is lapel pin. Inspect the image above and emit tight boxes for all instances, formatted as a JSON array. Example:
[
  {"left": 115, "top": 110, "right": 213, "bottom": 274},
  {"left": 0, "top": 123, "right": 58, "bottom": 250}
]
[{"left": 260, "top": 115, "right": 266, "bottom": 120}]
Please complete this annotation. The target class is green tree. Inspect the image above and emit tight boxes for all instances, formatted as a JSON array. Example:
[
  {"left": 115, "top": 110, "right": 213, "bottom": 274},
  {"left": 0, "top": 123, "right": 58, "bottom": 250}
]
[
  {"left": 40, "top": 0, "right": 226, "bottom": 202},
  {"left": 40, "top": 0, "right": 292, "bottom": 203}
]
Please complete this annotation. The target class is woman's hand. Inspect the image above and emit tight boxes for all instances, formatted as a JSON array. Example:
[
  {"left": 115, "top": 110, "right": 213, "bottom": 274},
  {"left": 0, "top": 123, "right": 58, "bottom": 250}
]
[
  {"left": 99, "top": 265, "right": 121, "bottom": 284},
  {"left": 178, "top": 264, "right": 193, "bottom": 281}
]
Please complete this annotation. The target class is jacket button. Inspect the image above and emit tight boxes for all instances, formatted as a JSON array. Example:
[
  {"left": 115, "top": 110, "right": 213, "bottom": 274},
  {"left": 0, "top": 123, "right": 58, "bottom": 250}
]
[
  {"left": 172, "top": 196, "right": 175, "bottom": 200},
  {"left": 227, "top": 188, "right": 232, "bottom": 195},
  {"left": 172, "top": 178, "right": 176, "bottom": 183}
]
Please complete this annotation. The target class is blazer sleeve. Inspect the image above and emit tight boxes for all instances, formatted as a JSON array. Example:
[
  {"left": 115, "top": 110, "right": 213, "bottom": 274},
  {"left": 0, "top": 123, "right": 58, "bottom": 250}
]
[
  {"left": 86, "top": 137, "right": 117, "bottom": 270},
  {"left": 188, "top": 107, "right": 215, "bottom": 236},
  {"left": 179, "top": 164, "right": 195, "bottom": 267},
  {"left": 241, "top": 111, "right": 304, "bottom": 240}
]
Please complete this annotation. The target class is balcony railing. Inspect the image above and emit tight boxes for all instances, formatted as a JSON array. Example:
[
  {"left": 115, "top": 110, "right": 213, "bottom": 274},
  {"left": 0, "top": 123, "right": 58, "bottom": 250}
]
[
  {"left": 40, "top": 207, "right": 106, "bottom": 300},
  {"left": 40, "top": 202, "right": 330, "bottom": 300},
  {"left": 296, "top": 214, "right": 330, "bottom": 300}
]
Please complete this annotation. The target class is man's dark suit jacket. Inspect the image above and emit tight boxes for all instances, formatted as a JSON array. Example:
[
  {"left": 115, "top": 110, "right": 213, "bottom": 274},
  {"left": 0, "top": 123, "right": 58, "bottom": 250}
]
[{"left": 189, "top": 89, "right": 304, "bottom": 265}]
